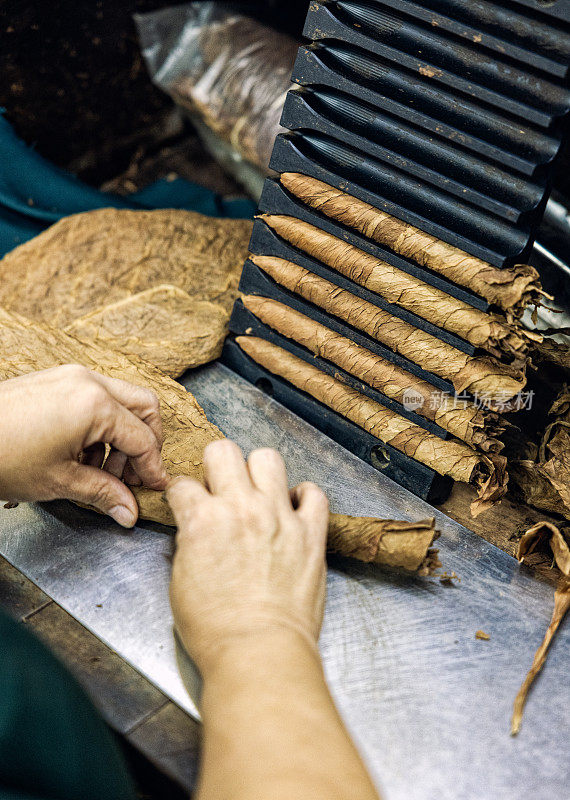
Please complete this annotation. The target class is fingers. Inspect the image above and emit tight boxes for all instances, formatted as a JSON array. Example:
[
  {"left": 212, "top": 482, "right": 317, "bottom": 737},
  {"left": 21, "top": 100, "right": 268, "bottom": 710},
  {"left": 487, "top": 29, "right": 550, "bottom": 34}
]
[
  {"left": 247, "top": 448, "right": 291, "bottom": 510},
  {"left": 203, "top": 439, "right": 251, "bottom": 496},
  {"left": 64, "top": 463, "right": 139, "bottom": 528},
  {"left": 167, "top": 477, "right": 210, "bottom": 527},
  {"left": 97, "top": 400, "right": 168, "bottom": 490},
  {"left": 290, "top": 482, "right": 329, "bottom": 533},
  {"left": 103, "top": 448, "right": 128, "bottom": 479},
  {"left": 91, "top": 374, "right": 163, "bottom": 447}
]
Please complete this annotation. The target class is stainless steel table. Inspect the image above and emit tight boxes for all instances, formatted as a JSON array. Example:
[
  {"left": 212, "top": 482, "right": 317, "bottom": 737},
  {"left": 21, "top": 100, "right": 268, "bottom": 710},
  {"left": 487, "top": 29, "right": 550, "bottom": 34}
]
[{"left": 0, "top": 364, "right": 567, "bottom": 800}]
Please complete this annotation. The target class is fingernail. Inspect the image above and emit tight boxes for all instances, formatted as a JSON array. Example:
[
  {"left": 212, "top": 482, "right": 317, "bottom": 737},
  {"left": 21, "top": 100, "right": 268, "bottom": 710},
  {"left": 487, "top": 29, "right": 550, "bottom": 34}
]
[{"left": 109, "top": 505, "right": 136, "bottom": 528}]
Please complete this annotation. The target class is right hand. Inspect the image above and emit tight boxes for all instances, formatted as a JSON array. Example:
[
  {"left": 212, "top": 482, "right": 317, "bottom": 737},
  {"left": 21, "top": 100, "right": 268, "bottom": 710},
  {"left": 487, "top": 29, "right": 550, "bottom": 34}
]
[{"left": 167, "top": 439, "right": 329, "bottom": 676}]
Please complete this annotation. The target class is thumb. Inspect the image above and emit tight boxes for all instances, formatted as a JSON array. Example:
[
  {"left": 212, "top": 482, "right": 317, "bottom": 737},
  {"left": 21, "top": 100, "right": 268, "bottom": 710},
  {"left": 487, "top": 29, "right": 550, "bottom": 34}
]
[{"left": 64, "top": 463, "right": 139, "bottom": 528}]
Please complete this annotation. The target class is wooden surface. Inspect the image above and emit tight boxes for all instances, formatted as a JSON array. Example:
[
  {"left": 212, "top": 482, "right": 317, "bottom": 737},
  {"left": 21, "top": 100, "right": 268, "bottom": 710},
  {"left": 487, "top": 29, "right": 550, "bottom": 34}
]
[
  {"left": 0, "top": 555, "right": 201, "bottom": 795},
  {"left": 437, "top": 485, "right": 562, "bottom": 587}
]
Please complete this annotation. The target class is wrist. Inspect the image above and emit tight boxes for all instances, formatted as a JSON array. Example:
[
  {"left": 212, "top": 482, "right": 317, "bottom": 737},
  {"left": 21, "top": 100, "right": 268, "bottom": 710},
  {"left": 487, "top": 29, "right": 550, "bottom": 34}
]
[{"left": 193, "top": 623, "right": 321, "bottom": 684}]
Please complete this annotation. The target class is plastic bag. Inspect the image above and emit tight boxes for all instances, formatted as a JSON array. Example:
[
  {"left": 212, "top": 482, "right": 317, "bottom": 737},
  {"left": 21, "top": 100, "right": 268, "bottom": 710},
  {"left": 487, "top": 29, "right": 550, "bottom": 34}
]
[{"left": 135, "top": 3, "right": 298, "bottom": 175}]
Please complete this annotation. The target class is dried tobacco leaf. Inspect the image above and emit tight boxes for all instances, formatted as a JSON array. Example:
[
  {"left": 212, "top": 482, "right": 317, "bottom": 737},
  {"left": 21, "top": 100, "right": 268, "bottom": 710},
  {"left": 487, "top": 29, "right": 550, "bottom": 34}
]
[
  {"left": 259, "top": 214, "right": 537, "bottom": 360},
  {"left": 511, "top": 399, "right": 570, "bottom": 520},
  {"left": 516, "top": 521, "right": 570, "bottom": 577},
  {"left": 328, "top": 515, "right": 440, "bottom": 574},
  {"left": 251, "top": 255, "right": 527, "bottom": 404},
  {"left": 530, "top": 338, "right": 570, "bottom": 374},
  {"left": 511, "top": 522, "right": 570, "bottom": 734},
  {"left": 0, "top": 307, "right": 437, "bottom": 572},
  {"left": 280, "top": 173, "right": 542, "bottom": 316},
  {"left": 0, "top": 208, "right": 253, "bottom": 327},
  {"left": 67, "top": 284, "right": 229, "bottom": 378},
  {"left": 510, "top": 578, "right": 570, "bottom": 736},
  {"left": 236, "top": 335, "right": 507, "bottom": 515},
  {"left": 242, "top": 294, "right": 505, "bottom": 452}
]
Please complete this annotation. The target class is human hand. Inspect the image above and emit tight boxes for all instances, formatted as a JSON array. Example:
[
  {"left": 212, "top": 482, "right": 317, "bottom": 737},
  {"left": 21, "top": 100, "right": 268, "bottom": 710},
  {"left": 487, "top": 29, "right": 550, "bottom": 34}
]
[
  {"left": 0, "top": 365, "right": 168, "bottom": 527},
  {"left": 167, "top": 439, "right": 329, "bottom": 675}
]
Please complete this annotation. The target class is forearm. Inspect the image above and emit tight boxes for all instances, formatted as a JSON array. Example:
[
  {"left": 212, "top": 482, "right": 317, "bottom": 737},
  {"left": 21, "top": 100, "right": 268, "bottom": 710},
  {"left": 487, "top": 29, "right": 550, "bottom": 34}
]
[{"left": 196, "top": 628, "right": 380, "bottom": 800}]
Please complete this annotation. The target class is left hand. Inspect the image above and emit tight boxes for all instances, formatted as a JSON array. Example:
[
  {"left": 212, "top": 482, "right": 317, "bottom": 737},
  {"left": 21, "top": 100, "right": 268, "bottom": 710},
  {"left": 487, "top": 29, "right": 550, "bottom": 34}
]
[{"left": 0, "top": 365, "right": 168, "bottom": 527}]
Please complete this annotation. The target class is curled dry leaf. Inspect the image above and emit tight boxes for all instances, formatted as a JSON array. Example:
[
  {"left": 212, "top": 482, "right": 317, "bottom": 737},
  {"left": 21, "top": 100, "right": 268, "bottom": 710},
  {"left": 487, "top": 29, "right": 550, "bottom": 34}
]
[
  {"left": 511, "top": 522, "right": 570, "bottom": 735},
  {"left": 259, "top": 214, "right": 536, "bottom": 360},
  {"left": 0, "top": 208, "right": 253, "bottom": 327},
  {"left": 66, "top": 284, "right": 229, "bottom": 378},
  {"left": 510, "top": 578, "right": 570, "bottom": 736},
  {"left": 280, "top": 173, "right": 543, "bottom": 317},
  {"left": 0, "top": 307, "right": 437, "bottom": 573},
  {"left": 251, "top": 255, "right": 527, "bottom": 405},
  {"left": 511, "top": 392, "right": 570, "bottom": 520},
  {"left": 236, "top": 335, "right": 507, "bottom": 515},
  {"left": 242, "top": 294, "right": 505, "bottom": 452}
]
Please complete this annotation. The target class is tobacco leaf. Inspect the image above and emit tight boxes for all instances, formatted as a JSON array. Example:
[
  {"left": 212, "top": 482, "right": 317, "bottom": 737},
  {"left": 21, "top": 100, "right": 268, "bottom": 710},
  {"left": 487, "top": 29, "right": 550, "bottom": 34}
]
[
  {"left": 511, "top": 391, "right": 570, "bottom": 519},
  {"left": 0, "top": 208, "right": 253, "bottom": 327},
  {"left": 510, "top": 577, "right": 570, "bottom": 736},
  {"left": 0, "top": 307, "right": 437, "bottom": 572},
  {"left": 259, "top": 214, "right": 537, "bottom": 360},
  {"left": 280, "top": 173, "right": 542, "bottom": 316},
  {"left": 516, "top": 521, "right": 570, "bottom": 577},
  {"left": 67, "top": 284, "right": 229, "bottom": 378},
  {"left": 251, "top": 254, "right": 527, "bottom": 405},
  {"left": 242, "top": 294, "right": 505, "bottom": 452},
  {"left": 530, "top": 337, "right": 570, "bottom": 374},
  {"left": 236, "top": 335, "right": 507, "bottom": 515}
]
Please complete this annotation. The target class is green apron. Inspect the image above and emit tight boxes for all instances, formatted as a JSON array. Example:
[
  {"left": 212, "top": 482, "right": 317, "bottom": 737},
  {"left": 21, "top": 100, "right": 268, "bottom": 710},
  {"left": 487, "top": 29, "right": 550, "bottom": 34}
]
[{"left": 0, "top": 610, "right": 136, "bottom": 800}]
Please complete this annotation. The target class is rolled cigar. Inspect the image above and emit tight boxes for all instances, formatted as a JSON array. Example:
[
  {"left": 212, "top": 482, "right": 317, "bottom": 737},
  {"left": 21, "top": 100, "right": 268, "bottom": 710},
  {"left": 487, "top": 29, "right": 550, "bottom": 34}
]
[
  {"left": 280, "top": 173, "right": 543, "bottom": 316},
  {"left": 0, "top": 307, "right": 440, "bottom": 574},
  {"left": 251, "top": 254, "right": 526, "bottom": 404},
  {"left": 327, "top": 515, "right": 441, "bottom": 574},
  {"left": 236, "top": 336, "right": 507, "bottom": 515},
  {"left": 242, "top": 294, "right": 504, "bottom": 452},
  {"left": 259, "top": 214, "right": 536, "bottom": 360}
]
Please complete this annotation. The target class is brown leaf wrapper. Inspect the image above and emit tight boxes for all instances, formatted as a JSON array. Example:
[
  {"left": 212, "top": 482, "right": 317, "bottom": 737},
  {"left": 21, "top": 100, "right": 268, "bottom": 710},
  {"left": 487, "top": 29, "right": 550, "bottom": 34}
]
[
  {"left": 251, "top": 255, "right": 527, "bottom": 404},
  {"left": 530, "top": 338, "right": 570, "bottom": 374},
  {"left": 66, "top": 284, "right": 229, "bottom": 379},
  {"left": 516, "top": 521, "right": 570, "bottom": 577},
  {"left": 280, "top": 173, "right": 542, "bottom": 316},
  {"left": 511, "top": 520, "right": 570, "bottom": 735},
  {"left": 327, "top": 515, "right": 441, "bottom": 574},
  {"left": 511, "top": 390, "right": 570, "bottom": 520},
  {"left": 259, "top": 214, "right": 536, "bottom": 360},
  {"left": 242, "top": 294, "right": 505, "bottom": 452},
  {"left": 0, "top": 208, "right": 253, "bottom": 327},
  {"left": 0, "top": 307, "right": 437, "bottom": 573},
  {"left": 510, "top": 577, "right": 570, "bottom": 736},
  {"left": 236, "top": 335, "right": 507, "bottom": 515}
]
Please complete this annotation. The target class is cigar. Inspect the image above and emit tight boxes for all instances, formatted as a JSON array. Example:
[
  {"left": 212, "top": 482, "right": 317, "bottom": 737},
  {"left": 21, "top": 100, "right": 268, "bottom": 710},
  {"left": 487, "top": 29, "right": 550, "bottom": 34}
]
[
  {"left": 280, "top": 173, "right": 543, "bottom": 317},
  {"left": 236, "top": 335, "right": 507, "bottom": 515},
  {"left": 251, "top": 254, "right": 527, "bottom": 405},
  {"left": 259, "top": 214, "right": 536, "bottom": 361},
  {"left": 242, "top": 294, "right": 505, "bottom": 452},
  {"left": 327, "top": 515, "right": 441, "bottom": 574}
]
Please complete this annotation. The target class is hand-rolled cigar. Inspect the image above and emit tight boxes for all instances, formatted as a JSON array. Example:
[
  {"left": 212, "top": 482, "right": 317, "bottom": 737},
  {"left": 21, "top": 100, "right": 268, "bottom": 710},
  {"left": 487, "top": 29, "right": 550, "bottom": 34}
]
[
  {"left": 236, "top": 335, "right": 507, "bottom": 515},
  {"left": 280, "top": 173, "right": 543, "bottom": 317},
  {"left": 251, "top": 254, "right": 527, "bottom": 404},
  {"left": 242, "top": 294, "right": 505, "bottom": 452},
  {"left": 0, "top": 307, "right": 441, "bottom": 574},
  {"left": 327, "top": 515, "right": 441, "bottom": 574},
  {"left": 259, "top": 214, "right": 537, "bottom": 360}
]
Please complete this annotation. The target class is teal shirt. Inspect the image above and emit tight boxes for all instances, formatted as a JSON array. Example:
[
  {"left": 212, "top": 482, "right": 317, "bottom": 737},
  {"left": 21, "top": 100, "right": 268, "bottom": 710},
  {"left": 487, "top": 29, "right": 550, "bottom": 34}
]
[{"left": 0, "top": 610, "right": 136, "bottom": 800}]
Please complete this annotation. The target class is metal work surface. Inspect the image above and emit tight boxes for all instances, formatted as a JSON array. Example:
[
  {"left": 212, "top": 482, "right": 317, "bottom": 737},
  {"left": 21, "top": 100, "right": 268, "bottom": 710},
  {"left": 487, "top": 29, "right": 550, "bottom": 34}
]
[{"left": 0, "top": 364, "right": 567, "bottom": 800}]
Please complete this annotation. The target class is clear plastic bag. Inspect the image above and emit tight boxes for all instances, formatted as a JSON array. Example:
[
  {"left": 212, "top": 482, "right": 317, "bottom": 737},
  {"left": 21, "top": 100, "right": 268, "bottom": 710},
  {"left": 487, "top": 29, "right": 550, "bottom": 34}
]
[{"left": 135, "top": 3, "right": 298, "bottom": 175}]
